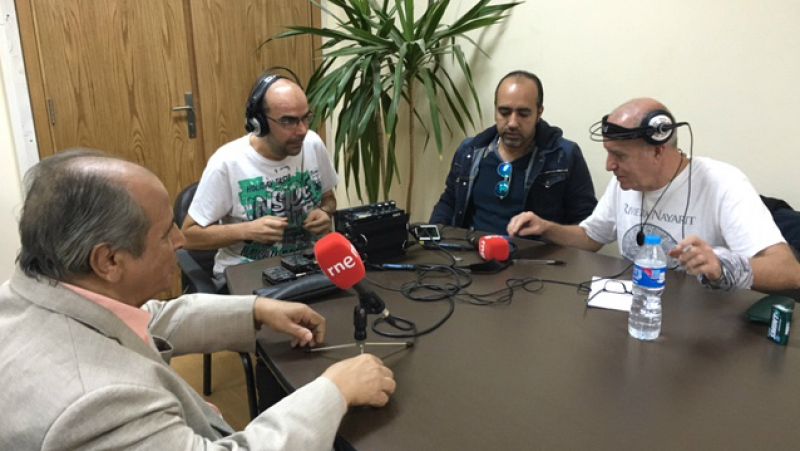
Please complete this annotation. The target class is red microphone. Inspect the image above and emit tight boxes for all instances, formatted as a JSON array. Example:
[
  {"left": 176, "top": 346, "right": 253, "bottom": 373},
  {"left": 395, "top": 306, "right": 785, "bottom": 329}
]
[
  {"left": 477, "top": 235, "right": 511, "bottom": 262},
  {"left": 313, "top": 233, "right": 416, "bottom": 351},
  {"left": 314, "top": 232, "right": 366, "bottom": 289},
  {"left": 314, "top": 233, "right": 389, "bottom": 315}
]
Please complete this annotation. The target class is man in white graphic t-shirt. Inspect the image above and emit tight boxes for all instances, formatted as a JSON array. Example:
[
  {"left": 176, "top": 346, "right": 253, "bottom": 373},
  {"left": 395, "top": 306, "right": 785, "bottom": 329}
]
[
  {"left": 507, "top": 97, "right": 800, "bottom": 292},
  {"left": 182, "top": 74, "right": 338, "bottom": 282}
]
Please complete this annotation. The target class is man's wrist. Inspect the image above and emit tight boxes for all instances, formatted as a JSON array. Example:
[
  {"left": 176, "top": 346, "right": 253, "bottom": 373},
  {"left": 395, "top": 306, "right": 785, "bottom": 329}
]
[
  {"left": 319, "top": 205, "right": 335, "bottom": 218},
  {"left": 700, "top": 271, "right": 727, "bottom": 290},
  {"left": 253, "top": 297, "right": 274, "bottom": 330},
  {"left": 538, "top": 220, "right": 556, "bottom": 241},
  {"left": 237, "top": 221, "right": 253, "bottom": 242},
  {"left": 698, "top": 247, "right": 753, "bottom": 291},
  {"left": 252, "top": 297, "right": 264, "bottom": 329}
]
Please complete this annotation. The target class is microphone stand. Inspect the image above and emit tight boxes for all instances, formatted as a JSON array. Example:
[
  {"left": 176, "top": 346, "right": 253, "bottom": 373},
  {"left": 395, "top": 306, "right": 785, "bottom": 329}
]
[{"left": 309, "top": 285, "right": 414, "bottom": 354}]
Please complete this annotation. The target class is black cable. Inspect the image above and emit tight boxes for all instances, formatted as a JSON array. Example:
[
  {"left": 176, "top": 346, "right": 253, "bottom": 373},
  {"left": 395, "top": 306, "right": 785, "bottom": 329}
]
[
  {"left": 366, "top": 265, "right": 466, "bottom": 338},
  {"left": 405, "top": 239, "right": 461, "bottom": 267},
  {"left": 637, "top": 153, "right": 684, "bottom": 246},
  {"left": 367, "top": 265, "right": 470, "bottom": 299},
  {"left": 367, "top": 265, "right": 541, "bottom": 336},
  {"left": 372, "top": 302, "right": 452, "bottom": 339},
  {"left": 454, "top": 277, "right": 545, "bottom": 306},
  {"left": 365, "top": 257, "right": 637, "bottom": 338},
  {"left": 403, "top": 266, "right": 471, "bottom": 300},
  {"left": 425, "top": 241, "right": 460, "bottom": 267},
  {"left": 366, "top": 221, "right": 638, "bottom": 337},
  {"left": 681, "top": 123, "right": 694, "bottom": 242}
]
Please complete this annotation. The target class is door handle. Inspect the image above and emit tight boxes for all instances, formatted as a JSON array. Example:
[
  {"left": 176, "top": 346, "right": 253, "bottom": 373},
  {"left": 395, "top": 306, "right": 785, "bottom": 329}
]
[{"left": 171, "top": 92, "right": 197, "bottom": 139}]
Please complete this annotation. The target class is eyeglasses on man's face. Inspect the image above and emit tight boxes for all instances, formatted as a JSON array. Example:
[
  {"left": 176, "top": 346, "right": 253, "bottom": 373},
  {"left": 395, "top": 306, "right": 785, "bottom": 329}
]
[
  {"left": 495, "top": 161, "right": 513, "bottom": 199},
  {"left": 266, "top": 111, "right": 314, "bottom": 129},
  {"left": 587, "top": 279, "right": 632, "bottom": 302}
]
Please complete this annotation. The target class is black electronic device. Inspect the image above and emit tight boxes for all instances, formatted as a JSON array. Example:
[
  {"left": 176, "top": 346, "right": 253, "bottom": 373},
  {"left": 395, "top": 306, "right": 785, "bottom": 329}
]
[
  {"left": 281, "top": 254, "right": 317, "bottom": 273},
  {"left": 262, "top": 265, "right": 297, "bottom": 285},
  {"left": 335, "top": 201, "right": 405, "bottom": 224},
  {"left": 254, "top": 273, "right": 339, "bottom": 303},
  {"left": 334, "top": 201, "right": 409, "bottom": 262},
  {"left": 409, "top": 223, "right": 441, "bottom": 242},
  {"left": 590, "top": 109, "right": 688, "bottom": 145}
]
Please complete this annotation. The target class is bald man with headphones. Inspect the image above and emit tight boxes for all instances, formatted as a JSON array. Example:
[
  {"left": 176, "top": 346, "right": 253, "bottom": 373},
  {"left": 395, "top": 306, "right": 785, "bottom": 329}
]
[
  {"left": 182, "top": 74, "right": 338, "bottom": 283},
  {"left": 508, "top": 97, "right": 800, "bottom": 292}
]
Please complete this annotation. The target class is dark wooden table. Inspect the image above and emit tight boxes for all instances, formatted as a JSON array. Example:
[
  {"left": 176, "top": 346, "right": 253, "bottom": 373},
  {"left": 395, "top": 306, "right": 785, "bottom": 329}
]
[{"left": 227, "top": 241, "right": 800, "bottom": 450}]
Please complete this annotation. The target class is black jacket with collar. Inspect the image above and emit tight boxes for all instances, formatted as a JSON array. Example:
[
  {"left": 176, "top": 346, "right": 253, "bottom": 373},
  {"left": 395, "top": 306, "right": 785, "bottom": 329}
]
[{"left": 429, "top": 120, "right": 597, "bottom": 230}]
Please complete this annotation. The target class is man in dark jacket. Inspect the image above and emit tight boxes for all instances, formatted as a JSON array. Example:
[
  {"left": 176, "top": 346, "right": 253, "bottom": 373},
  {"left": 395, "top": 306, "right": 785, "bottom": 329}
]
[{"left": 430, "top": 71, "right": 597, "bottom": 234}]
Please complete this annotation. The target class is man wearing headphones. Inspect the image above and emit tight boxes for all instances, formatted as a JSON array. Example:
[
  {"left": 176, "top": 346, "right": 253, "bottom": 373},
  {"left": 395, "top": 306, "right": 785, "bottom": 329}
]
[
  {"left": 508, "top": 97, "right": 800, "bottom": 292},
  {"left": 183, "top": 74, "right": 338, "bottom": 282},
  {"left": 429, "top": 70, "right": 597, "bottom": 235}
]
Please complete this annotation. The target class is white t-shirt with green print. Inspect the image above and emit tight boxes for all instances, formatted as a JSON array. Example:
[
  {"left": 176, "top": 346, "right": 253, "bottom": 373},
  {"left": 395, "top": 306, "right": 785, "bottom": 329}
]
[{"left": 189, "top": 131, "right": 338, "bottom": 278}]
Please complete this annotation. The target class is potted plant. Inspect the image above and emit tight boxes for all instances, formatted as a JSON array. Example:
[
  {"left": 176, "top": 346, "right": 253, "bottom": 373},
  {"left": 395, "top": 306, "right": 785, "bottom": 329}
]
[{"left": 269, "top": 0, "right": 520, "bottom": 208}]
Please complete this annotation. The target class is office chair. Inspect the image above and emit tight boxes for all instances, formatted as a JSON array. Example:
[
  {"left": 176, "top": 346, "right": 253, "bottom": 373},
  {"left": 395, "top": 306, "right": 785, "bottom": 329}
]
[
  {"left": 174, "top": 182, "right": 259, "bottom": 420},
  {"left": 760, "top": 195, "right": 800, "bottom": 302},
  {"left": 761, "top": 196, "right": 800, "bottom": 258}
]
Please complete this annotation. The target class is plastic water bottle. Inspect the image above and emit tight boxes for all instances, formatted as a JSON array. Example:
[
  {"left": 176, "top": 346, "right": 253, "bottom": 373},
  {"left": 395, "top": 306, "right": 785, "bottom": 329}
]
[{"left": 629, "top": 235, "right": 666, "bottom": 340}]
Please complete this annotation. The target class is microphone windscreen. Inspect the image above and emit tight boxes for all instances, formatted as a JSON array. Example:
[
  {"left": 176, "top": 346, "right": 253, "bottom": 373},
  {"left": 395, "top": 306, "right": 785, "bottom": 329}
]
[
  {"left": 478, "top": 235, "right": 511, "bottom": 262},
  {"left": 314, "top": 232, "right": 366, "bottom": 289}
]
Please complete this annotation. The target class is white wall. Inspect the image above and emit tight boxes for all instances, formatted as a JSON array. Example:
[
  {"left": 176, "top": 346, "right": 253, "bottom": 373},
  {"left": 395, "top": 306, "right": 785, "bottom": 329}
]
[
  {"left": 2, "top": 0, "right": 800, "bottom": 276},
  {"left": 0, "top": 69, "right": 23, "bottom": 281},
  {"left": 406, "top": 0, "right": 800, "bottom": 223},
  {"left": 1, "top": 0, "right": 35, "bottom": 281}
]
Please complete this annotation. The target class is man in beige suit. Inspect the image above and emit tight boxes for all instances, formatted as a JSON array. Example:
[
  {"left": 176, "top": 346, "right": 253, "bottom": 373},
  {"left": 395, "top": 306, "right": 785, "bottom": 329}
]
[{"left": 0, "top": 150, "right": 396, "bottom": 450}]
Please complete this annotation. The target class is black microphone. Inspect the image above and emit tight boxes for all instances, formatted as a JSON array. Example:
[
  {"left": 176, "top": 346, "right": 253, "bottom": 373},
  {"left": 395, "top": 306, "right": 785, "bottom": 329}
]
[
  {"left": 351, "top": 283, "right": 387, "bottom": 315},
  {"left": 636, "top": 228, "right": 645, "bottom": 247}
]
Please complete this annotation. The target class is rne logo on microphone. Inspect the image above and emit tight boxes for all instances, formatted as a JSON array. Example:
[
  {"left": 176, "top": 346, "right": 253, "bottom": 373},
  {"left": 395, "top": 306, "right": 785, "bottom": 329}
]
[
  {"left": 324, "top": 254, "right": 357, "bottom": 277},
  {"left": 323, "top": 243, "right": 360, "bottom": 277}
]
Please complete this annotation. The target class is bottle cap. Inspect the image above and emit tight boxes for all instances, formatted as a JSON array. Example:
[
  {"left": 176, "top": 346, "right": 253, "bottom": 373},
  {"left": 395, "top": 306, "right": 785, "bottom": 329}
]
[{"left": 644, "top": 235, "right": 661, "bottom": 246}]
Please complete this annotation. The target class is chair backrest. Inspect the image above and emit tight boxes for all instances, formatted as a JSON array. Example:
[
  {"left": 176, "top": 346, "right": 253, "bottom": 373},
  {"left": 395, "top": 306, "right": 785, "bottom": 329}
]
[
  {"left": 174, "top": 182, "right": 200, "bottom": 230},
  {"left": 762, "top": 195, "right": 800, "bottom": 258},
  {"left": 174, "top": 182, "right": 220, "bottom": 293}
]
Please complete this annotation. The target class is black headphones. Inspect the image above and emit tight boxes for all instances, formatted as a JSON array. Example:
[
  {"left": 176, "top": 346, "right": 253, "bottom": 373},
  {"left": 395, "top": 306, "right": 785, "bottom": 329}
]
[
  {"left": 244, "top": 73, "right": 285, "bottom": 137},
  {"left": 590, "top": 109, "right": 687, "bottom": 145}
]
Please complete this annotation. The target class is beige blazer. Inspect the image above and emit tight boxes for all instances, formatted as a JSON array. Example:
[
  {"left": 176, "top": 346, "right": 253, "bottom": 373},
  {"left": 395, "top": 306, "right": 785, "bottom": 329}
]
[{"left": 0, "top": 268, "right": 346, "bottom": 450}]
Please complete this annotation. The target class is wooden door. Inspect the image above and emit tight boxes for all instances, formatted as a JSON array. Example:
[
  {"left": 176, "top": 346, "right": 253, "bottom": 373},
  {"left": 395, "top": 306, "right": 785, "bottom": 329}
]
[
  {"left": 16, "top": 0, "right": 206, "bottom": 199},
  {"left": 17, "top": 0, "right": 320, "bottom": 195},
  {"left": 189, "top": 0, "right": 319, "bottom": 160},
  {"left": 16, "top": 0, "right": 320, "bottom": 297}
]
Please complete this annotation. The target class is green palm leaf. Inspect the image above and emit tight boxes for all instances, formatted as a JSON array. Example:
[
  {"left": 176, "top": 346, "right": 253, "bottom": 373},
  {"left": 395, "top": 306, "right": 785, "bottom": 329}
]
[{"left": 267, "top": 0, "right": 520, "bottom": 206}]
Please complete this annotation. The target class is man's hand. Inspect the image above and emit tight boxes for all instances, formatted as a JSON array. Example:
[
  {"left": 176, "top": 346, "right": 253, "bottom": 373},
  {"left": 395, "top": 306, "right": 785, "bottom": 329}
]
[
  {"left": 245, "top": 216, "right": 288, "bottom": 244},
  {"left": 253, "top": 298, "right": 325, "bottom": 347},
  {"left": 303, "top": 208, "right": 332, "bottom": 235},
  {"left": 507, "top": 211, "right": 551, "bottom": 237},
  {"left": 322, "top": 354, "right": 396, "bottom": 407},
  {"left": 669, "top": 235, "right": 723, "bottom": 282}
]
